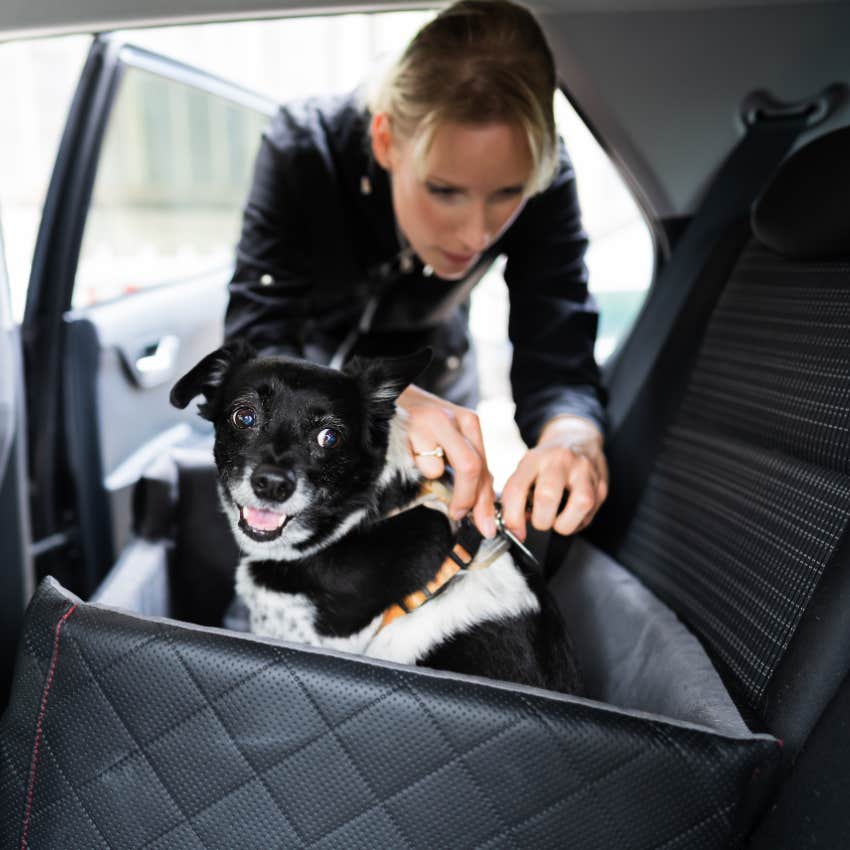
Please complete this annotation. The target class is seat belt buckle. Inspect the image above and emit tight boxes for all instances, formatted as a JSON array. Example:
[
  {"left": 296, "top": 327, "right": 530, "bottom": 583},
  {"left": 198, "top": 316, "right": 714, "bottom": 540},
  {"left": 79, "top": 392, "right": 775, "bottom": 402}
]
[{"left": 494, "top": 505, "right": 541, "bottom": 571}]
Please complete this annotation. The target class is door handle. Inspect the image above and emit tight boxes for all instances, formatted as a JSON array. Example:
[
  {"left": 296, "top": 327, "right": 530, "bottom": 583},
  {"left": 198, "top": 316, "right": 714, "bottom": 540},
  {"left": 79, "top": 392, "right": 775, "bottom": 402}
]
[{"left": 134, "top": 335, "right": 180, "bottom": 389}]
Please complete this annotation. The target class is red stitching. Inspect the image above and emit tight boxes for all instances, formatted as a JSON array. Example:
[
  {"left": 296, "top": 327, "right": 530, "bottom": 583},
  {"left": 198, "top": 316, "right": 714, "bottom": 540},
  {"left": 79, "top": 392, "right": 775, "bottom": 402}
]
[{"left": 20, "top": 604, "right": 77, "bottom": 850}]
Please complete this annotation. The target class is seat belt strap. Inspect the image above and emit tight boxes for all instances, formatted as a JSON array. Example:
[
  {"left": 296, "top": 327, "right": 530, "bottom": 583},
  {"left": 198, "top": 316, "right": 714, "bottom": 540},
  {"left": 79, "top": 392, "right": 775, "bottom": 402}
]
[{"left": 605, "top": 112, "right": 811, "bottom": 435}]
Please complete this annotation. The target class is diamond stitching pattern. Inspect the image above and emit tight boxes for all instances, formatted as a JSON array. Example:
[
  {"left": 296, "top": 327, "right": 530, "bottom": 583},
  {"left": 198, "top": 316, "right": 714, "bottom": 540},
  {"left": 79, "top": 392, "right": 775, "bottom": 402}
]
[
  {"left": 650, "top": 802, "right": 736, "bottom": 850},
  {"left": 1, "top": 583, "right": 779, "bottom": 850},
  {"left": 317, "top": 710, "right": 519, "bottom": 848},
  {"left": 38, "top": 718, "right": 113, "bottom": 849},
  {"left": 163, "top": 632, "right": 304, "bottom": 844},
  {"left": 276, "top": 651, "right": 414, "bottom": 848},
  {"left": 519, "top": 695, "right": 645, "bottom": 848},
  {"left": 68, "top": 635, "right": 208, "bottom": 848},
  {"left": 491, "top": 747, "right": 648, "bottom": 847},
  {"left": 403, "top": 683, "right": 523, "bottom": 850}
]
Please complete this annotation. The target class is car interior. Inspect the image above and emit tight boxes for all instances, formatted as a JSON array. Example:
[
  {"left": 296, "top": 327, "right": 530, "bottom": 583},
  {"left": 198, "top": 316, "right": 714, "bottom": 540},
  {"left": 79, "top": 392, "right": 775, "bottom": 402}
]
[{"left": 2, "top": 1, "right": 850, "bottom": 848}]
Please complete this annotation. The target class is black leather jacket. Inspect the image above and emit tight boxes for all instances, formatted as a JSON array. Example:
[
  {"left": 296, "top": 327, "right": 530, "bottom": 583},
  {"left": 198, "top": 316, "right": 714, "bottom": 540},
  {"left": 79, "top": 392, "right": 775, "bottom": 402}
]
[{"left": 225, "top": 91, "right": 606, "bottom": 444}]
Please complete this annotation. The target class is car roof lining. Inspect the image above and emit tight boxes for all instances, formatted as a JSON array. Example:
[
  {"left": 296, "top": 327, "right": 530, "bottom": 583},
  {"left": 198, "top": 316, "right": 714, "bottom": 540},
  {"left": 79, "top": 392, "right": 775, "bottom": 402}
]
[{"left": 0, "top": 0, "right": 840, "bottom": 39}]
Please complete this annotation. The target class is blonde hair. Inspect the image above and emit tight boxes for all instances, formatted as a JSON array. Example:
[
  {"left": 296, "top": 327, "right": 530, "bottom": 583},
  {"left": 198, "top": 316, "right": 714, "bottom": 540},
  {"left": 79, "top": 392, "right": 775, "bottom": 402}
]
[{"left": 368, "top": 0, "right": 558, "bottom": 195}]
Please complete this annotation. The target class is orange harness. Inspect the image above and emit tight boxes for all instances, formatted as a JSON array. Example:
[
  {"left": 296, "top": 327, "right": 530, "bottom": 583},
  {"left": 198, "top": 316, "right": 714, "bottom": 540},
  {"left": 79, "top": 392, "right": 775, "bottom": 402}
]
[{"left": 377, "top": 480, "right": 510, "bottom": 632}]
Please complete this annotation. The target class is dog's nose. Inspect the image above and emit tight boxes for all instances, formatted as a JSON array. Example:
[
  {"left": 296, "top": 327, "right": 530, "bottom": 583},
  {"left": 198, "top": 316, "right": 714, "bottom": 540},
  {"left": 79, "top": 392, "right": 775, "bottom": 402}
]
[{"left": 251, "top": 464, "right": 296, "bottom": 503}]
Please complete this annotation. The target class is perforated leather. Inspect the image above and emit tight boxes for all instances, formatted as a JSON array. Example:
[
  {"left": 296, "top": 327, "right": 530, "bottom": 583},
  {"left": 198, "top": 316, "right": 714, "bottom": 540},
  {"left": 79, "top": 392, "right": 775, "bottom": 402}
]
[{"left": 1, "top": 579, "right": 777, "bottom": 850}]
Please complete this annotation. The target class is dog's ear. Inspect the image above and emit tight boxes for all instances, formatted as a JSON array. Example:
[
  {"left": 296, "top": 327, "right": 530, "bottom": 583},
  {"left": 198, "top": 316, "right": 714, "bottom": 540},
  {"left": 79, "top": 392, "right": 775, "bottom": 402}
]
[
  {"left": 170, "top": 339, "right": 255, "bottom": 419},
  {"left": 345, "top": 347, "right": 433, "bottom": 412}
]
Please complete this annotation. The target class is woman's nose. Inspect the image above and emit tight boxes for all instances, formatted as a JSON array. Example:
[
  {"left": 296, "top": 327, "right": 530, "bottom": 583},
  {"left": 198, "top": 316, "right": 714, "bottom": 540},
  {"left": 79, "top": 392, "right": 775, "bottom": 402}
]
[{"left": 457, "top": 204, "right": 491, "bottom": 253}]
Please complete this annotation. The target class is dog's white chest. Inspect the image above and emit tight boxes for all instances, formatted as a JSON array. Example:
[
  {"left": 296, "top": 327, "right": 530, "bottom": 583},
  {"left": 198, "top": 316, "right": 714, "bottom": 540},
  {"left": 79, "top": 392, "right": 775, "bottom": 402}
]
[
  {"left": 364, "top": 547, "right": 539, "bottom": 665},
  {"left": 235, "top": 562, "right": 382, "bottom": 652}
]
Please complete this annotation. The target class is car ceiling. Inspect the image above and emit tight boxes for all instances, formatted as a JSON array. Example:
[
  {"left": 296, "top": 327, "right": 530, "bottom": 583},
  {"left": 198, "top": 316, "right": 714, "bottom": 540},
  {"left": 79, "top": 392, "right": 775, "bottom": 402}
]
[{"left": 2, "top": 0, "right": 849, "bottom": 222}]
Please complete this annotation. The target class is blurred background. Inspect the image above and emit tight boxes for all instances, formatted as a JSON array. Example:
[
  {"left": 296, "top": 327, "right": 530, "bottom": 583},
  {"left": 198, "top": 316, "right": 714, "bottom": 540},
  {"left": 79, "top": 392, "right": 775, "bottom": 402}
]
[{"left": 0, "top": 10, "right": 653, "bottom": 485}]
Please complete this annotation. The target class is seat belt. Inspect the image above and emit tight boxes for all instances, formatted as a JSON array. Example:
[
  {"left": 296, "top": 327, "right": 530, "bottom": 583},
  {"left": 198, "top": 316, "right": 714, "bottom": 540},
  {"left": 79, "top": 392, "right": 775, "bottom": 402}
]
[{"left": 605, "top": 109, "right": 813, "bottom": 435}]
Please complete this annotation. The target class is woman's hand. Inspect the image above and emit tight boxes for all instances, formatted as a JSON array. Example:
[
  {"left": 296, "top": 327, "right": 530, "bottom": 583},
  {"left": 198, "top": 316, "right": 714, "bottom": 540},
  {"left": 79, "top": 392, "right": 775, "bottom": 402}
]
[
  {"left": 500, "top": 416, "right": 608, "bottom": 542},
  {"left": 397, "top": 384, "right": 498, "bottom": 537}
]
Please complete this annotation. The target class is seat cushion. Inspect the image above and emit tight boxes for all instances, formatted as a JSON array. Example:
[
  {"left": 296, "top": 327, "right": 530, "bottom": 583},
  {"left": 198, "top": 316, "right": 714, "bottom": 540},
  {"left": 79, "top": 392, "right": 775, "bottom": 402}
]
[{"left": 551, "top": 538, "right": 750, "bottom": 735}]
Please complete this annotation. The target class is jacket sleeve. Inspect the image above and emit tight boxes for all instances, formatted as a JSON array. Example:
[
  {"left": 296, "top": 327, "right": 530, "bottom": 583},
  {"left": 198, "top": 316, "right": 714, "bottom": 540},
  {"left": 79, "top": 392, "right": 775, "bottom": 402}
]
[
  {"left": 224, "top": 114, "right": 313, "bottom": 357},
  {"left": 502, "top": 146, "right": 607, "bottom": 446}
]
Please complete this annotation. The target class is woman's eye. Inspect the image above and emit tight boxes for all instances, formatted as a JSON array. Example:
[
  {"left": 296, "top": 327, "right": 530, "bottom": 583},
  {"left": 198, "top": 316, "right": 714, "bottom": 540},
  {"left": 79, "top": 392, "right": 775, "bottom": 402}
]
[
  {"left": 317, "top": 427, "right": 341, "bottom": 449},
  {"left": 231, "top": 406, "right": 257, "bottom": 430},
  {"left": 425, "top": 182, "right": 460, "bottom": 199},
  {"left": 494, "top": 186, "right": 524, "bottom": 201}
]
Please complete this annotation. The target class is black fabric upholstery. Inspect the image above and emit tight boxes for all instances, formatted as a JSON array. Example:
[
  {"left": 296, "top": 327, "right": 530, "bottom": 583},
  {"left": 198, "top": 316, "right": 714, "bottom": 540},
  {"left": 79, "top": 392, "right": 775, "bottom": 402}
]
[
  {"left": 762, "top": 526, "right": 850, "bottom": 756},
  {"left": 616, "top": 239, "right": 850, "bottom": 719},
  {"left": 748, "top": 667, "right": 850, "bottom": 850},
  {"left": 751, "top": 127, "right": 850, "bottom": 260},
  {"left": 1, "top": 578, "right": 778, "bottom": 850}
]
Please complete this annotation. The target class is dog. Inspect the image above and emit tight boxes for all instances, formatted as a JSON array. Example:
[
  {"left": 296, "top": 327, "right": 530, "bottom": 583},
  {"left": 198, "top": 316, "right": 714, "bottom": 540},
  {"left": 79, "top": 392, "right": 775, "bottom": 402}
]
[{"left": 170, "top": 341, "right": 582, "bottom": 694}]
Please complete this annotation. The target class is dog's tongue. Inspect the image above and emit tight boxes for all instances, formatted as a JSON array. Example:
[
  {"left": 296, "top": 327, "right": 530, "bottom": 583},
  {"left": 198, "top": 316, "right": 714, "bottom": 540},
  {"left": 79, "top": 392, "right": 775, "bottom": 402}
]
[{"left": 243, "top": 506, "right": 286, "bottom": 531}]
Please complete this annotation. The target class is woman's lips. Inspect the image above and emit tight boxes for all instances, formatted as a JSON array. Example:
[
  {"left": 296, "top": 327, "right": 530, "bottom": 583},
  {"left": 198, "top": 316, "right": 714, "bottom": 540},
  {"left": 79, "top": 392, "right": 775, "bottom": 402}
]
[{"left": 440, "top": 249, "right": 476, "bottom": 267}]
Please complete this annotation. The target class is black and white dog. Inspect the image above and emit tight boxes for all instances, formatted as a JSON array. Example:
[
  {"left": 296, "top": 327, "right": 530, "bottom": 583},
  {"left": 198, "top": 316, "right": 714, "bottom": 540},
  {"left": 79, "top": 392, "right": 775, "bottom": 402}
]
[{"left": 171, "top": 341, "right": 581, "bottom": 694}]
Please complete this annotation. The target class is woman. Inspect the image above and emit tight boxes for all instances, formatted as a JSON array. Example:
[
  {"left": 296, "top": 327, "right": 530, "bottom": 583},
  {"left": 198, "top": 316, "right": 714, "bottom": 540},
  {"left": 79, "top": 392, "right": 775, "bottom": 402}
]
[{"left": 225, "top": 0, "right": 608, "bottom": 542}]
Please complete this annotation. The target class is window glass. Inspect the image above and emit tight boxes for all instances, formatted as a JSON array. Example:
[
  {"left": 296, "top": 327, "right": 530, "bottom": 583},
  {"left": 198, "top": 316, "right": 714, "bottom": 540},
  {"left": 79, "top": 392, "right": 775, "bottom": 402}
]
[
  {"left": 113, "top": 13, "right": 434, "bottom": 103},
  {"left": 73, "top": 66, "right": 269, "bottom": 307},
  {"left": 555, "top": 93, "right": 654, "bottom": 364},
  {"left": 0, "top": 35, "right": 91, "bottom": 321},
  {"left": 75, "top": 13, "right": 436, "bottom": 308}
]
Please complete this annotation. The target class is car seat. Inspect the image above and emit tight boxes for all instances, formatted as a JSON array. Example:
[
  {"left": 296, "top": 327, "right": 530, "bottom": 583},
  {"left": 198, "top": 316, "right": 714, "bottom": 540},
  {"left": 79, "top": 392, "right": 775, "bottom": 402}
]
[
  {"left": 592, "top": 124, "right": 850, "bottom": 848},
  {"left": 2, "top": 126, "right": 849, "bottom": 849}
]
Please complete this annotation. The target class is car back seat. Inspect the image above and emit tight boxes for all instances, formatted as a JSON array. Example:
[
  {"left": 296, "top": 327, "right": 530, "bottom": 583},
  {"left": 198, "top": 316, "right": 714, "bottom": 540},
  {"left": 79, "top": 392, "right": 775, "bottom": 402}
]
[
  {"left": 2, "top": 126, "right": 849, "bottom": 850},
  {"left": 589, "top": 125, "right": 850, "bottom": 845}
]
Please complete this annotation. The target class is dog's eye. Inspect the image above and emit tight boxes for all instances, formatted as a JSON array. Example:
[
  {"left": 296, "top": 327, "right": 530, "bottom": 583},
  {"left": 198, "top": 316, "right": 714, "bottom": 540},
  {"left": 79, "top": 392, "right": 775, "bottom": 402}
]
[
  {"left": 231, "top": 406, "right": 257, "bottom": 430},
  {"left": 317, "top": 427, "right": 341, "bottom": 449}
]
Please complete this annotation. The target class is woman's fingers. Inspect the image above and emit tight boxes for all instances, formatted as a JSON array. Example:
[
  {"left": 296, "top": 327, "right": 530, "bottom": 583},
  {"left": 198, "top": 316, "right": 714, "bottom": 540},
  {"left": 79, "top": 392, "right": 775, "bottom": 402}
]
[
  {"left": 529, "top": 465, "right": 567, "bottom": 532},
  {"left": 409, "top": 425, "right": 448, "bottom": 479},
  {"left": 406, "top": 401, "right": 496, "bottom": 535},
  {"left": 471, "top": 472, "right": 498, "bottom": 538},
  {"left": 551, "top": 456, "right": 599, "bottom": 535},
  {"left": 501, "top": 443, "right": 609, "bottom": 540},
  {"left": 500, "top": 456, "right": 537, "bottom": 541},
  {"left": 450, "top": 408, "right": 495, "bottom": 525},
  {"left": 406, "top": 403, "right": 608, "bottom": 541}
]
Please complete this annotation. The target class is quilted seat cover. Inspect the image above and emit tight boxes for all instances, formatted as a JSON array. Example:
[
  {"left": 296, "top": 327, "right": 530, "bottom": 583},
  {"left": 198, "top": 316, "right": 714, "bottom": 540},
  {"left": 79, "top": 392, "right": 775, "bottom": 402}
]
[{"left": 1, "top": 578, "right": 778, "bottom": 849}]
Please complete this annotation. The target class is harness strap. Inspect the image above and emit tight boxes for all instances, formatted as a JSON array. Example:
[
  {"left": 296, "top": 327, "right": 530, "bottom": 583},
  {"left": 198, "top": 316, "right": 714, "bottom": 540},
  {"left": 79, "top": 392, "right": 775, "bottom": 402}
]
[
  {"left": 377, "top": 480, "right": 514, "bottom": 633},
  {"left": 380, "top": 538, "right": 475, "bottom": 630}
]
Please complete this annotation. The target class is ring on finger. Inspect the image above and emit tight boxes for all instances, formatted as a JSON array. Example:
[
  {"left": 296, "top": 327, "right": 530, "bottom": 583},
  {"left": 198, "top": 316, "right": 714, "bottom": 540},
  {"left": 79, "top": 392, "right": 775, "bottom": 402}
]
[{"left": 415, "top": 446, "right": 445, "bottom": 459}]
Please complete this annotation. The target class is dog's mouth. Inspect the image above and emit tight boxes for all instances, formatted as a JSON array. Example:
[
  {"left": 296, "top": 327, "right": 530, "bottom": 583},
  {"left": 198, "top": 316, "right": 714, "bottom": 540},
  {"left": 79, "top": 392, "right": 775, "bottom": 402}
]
[{"left": 237, "top": 504, "right": 293, "bottom": 542}]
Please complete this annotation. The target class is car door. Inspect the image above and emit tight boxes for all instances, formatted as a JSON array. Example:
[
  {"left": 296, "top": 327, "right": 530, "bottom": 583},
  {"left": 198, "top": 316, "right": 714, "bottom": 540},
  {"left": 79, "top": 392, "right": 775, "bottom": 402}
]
[
  {"left": 23, "top": 35, "right": 275, "bottom": 597},
  {"left": 0, "top": 212, "right": 35, "bottom": 710}
]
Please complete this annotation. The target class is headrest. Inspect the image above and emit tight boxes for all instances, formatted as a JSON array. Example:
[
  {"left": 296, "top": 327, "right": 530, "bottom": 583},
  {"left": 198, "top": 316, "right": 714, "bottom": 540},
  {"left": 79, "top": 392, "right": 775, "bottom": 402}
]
[{"left": 752, "top": 126, "right": 850, "bottom": 260}]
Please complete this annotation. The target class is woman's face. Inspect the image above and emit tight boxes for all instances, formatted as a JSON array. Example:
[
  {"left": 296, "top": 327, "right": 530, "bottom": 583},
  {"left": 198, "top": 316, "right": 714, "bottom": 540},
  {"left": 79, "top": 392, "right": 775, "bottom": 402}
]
[{"left": 372, "top": 117, "right": 534, "bottom": 280}]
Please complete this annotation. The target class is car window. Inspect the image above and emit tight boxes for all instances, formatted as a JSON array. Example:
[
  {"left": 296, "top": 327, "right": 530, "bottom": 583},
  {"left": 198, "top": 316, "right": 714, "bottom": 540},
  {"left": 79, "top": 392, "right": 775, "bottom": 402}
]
[
  {"left": 0, "top": 34, "right": 91, "bottom": 321},
  {"left": 554, "top": 93, "right": 654, "bottom": 364},
  {"left": 73, "top": 63, "right": 269, "bottom": 307}
]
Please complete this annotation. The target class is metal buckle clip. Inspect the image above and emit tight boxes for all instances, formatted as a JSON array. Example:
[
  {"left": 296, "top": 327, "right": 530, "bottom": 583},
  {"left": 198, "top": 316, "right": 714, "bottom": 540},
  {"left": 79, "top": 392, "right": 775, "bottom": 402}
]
[{"left": 494, "top": 505, "right": 540, "bottom": 569}]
